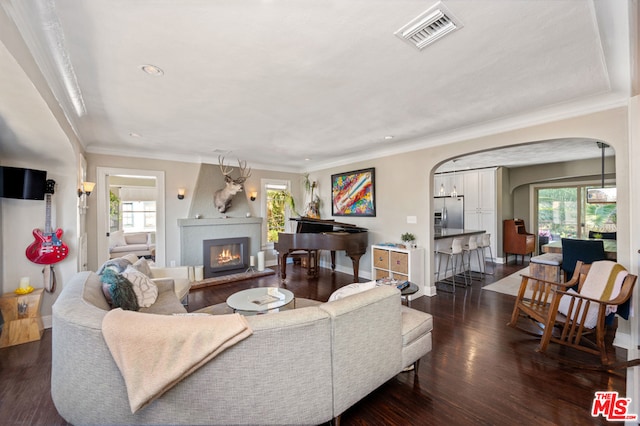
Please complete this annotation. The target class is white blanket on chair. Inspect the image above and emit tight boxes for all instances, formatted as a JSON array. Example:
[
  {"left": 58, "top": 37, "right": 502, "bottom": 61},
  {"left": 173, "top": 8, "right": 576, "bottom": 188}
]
[{"left": 558, "top": 260, "right": 628, "bottom": 329}]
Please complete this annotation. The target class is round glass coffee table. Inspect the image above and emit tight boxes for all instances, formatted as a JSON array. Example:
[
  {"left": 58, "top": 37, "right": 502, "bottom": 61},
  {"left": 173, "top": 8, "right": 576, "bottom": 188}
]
[{"left": 226, "top": 287, "right": 294, "bottom": 314}]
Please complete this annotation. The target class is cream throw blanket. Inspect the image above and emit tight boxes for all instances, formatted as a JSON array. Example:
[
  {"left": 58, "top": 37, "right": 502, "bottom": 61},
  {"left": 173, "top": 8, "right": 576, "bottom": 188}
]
[
  {"left": 558, "top": 260, "right": 628, "bottom": 329},
  {"left": 102, "top": 309, "right": 252, "bottom": 413}
]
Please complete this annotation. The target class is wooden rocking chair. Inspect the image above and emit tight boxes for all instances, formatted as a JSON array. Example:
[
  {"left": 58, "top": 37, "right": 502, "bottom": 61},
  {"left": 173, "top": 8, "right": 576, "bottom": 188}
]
[{"left": 509, "top": 260, "right": 637, "bottom": 366}]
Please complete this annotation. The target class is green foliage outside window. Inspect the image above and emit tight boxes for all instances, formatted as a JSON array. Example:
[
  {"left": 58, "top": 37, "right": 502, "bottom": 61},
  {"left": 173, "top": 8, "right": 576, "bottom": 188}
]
[
  {"left": 538, "top": 187, "right": 577, "bottom": 239},
  {"left": 537, "top": 187, "right": 616, "bottom": 240},
  {"left": 109, "top": 191, "right": 121, "bottom": 232},
  {"left": 267, "top": 190, "right": 298, "bottom": 243}
]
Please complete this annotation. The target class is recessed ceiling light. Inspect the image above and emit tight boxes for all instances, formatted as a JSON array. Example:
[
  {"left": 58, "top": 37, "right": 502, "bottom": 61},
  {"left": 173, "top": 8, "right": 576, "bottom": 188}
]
[
  {"left": 384, "top": 135, "right": 394, "bottom": 140},
  {"left": 141, "top": 64, "right": 164, "bottom": 76},
  {"left": 129, "top": 132, "right": 142, "bottom": 137},
  {"left": 305, "top": 158, "right": 311, "bottom": 161}
]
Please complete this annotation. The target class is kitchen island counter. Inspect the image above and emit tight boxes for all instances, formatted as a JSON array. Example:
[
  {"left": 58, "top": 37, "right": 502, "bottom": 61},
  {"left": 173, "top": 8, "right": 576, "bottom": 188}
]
[
  {"left": 434, "top": 229, "right": 487, "bottom": 286},
  {"left": 434, "top": 228, "right": 486, "bottom": 240}
]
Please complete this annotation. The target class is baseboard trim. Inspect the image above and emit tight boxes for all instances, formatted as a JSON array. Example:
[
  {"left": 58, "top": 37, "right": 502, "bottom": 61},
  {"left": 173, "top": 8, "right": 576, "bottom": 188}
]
[
  {"left": 317, "top": 259, "right": 372, "bottom": 282},
  {"left": 43, "top": 314, "right": 52, "bottom": 329},
  {"left": 613, "top": 332, "right": 630, "bottom": 350}
]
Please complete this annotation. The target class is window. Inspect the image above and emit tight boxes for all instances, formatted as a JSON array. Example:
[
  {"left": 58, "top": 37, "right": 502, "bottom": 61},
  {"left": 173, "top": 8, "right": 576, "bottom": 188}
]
[
  {"left": 261, "top": 179, "right": 291, "bottom": 247},
  {"left": 537, "top": 187, "right": 578, "bottom": 241},
  {"left": 536, "top": 185, "right": 616, "bottom": 242},
  {"left": 582, "top": 186, "right": 617, "bottom": 236},
  {"left": 121, "top": 201, "right": 156, "bottom": 232}
]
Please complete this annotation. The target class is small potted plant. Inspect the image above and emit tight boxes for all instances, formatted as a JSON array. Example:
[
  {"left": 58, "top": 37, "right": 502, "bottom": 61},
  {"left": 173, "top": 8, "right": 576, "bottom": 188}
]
[{"left": 400, "top": 232, "right": 416, "bottom": 248}]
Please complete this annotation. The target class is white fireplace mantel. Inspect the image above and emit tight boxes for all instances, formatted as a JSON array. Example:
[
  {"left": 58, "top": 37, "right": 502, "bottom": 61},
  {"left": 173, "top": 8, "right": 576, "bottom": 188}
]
[{"left": 178, "top": 217, "right": 263, "bottom": 267}]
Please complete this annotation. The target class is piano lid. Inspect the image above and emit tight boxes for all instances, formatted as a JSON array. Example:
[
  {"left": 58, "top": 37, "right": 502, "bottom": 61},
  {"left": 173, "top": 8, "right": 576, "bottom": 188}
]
[{"left": 290, "top": 217, "right": 368, "bottom": 233}]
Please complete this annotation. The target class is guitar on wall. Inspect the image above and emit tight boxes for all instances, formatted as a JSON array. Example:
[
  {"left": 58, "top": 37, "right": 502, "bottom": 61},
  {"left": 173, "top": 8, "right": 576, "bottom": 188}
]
[{"left": 25, "top": 179, "right": 68, "bottom": 292}]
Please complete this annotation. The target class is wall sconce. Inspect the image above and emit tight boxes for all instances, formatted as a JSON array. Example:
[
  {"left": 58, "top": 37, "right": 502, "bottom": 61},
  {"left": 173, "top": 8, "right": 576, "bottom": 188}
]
[
  {"left": 177, "top": 188, "right": 186, "bottom": 200},
  {"left": 77, "top": 181, "right": 96, "bottom": 197},
  {"left": 250, "top": 191, "right": 258, "bottom": 201}
]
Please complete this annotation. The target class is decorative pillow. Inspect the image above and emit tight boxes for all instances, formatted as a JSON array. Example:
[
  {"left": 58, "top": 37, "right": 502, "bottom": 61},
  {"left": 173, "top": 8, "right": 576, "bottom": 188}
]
[
  {"left": 122, "top": 266, "right": 158, "bottom": 308},
  {"left": 97, "top": 257, "right": 133, "bottom": 275},
  {"left": 109, "top": 230, "right": 127, "bottom": 248},
  {"left": 328, "top": 281, "right": 377, "bottom": 302},
  {"left": 131, "top": 257, "right": 152, "bottom": 277},
  {"left": 100, "top": 269, "right": 139, "bottom": 311},
  {"left": 121, "top": 253, "right": 140, "bottom": 265}
]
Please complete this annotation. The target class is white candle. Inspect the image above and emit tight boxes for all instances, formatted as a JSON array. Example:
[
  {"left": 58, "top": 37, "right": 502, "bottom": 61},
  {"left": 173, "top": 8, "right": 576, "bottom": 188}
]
[
  {"left": 257, "top": 251, "right": 265, "bottom": 271},
  {"left": 250, "top": 256, "right": 256, "bottom": 267},
  {"left": 195, "top": 265, "right": 204, "bottom": 281},
  {"left": 19, "top": 277, "right": 30, "bottom": 289}
]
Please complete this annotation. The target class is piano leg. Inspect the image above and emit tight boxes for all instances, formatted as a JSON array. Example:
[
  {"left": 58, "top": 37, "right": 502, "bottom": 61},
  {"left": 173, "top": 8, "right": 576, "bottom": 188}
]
[
  {"left": 330, "top": 251, "right": 336, "bottom": 271},
  {"left": 348, "top": 254, "right": 362, "bottom": 282},
  {"left": 308, "top": 250, "right": 320, "bottom": 277},
  {"left": 279, "top": 253, "right": 289, "bottom": 279}
]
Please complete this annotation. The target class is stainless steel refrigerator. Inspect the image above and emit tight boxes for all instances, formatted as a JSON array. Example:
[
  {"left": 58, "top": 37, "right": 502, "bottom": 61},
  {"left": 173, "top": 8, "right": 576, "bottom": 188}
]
[{"left": 434, "top": 196, "right": 464, "bottom": 229}]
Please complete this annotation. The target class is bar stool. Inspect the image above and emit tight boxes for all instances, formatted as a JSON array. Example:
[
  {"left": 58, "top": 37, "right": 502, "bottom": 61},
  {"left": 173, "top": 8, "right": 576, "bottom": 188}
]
[
  {"left": 435, "top": 237, "right": 468, "bottom": 289},
  {"left": 478, "top": 233, "right": 494, "bottom": 276},
  {"left": 463, "top": 235, "right": 484, "bottom": 281}
]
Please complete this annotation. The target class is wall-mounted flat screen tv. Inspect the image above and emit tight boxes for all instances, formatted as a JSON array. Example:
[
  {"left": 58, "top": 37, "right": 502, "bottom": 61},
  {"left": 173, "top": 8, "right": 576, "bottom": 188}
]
[
  {"left": 0, "top": 166, "right": 47, "bottom": 200},
  {"left": 586, "top": 187, "right": 617, "bottom": 204}
]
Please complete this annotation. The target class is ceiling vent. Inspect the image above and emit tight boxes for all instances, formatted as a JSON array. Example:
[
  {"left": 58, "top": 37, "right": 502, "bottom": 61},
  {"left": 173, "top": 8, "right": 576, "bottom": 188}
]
[{"left": 395, "top": 1, "right": 463, "bottom": 50}]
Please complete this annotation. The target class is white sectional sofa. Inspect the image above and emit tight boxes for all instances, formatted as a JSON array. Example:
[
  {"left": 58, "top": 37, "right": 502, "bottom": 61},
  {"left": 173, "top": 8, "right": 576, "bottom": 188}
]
[
  {"left": 51, "top": 271, "right": 432, "bottom": 425},
  {"left": 148, "top": 265, "right": 191, "bottom": 305}
]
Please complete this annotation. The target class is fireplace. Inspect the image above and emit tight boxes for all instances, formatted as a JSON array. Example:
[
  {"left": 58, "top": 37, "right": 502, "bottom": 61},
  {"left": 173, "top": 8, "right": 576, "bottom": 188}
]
[{"left": 203, "top": 237, "right": 249, "bottom": 278}]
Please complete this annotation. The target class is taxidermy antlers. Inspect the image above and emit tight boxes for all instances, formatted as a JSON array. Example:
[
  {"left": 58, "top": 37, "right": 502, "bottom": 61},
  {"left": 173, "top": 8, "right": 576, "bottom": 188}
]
[{"left": 213, "top": 156, "right": 251, "bottom": 213}]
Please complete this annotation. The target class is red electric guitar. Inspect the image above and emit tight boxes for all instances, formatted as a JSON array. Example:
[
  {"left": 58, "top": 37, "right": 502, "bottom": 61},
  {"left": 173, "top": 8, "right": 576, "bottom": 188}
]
[{"left": 25, "top": 179, "right": 69, "bottom": 265}]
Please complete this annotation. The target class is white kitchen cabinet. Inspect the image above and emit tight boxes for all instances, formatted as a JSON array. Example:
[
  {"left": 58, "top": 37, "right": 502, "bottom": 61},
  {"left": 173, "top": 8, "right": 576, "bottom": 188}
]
[
  {"left": 463, "top": 169, "right": 497, "bottom": 259},
  {"left": 434, "top": 173, "right": 463, "bottom": 196},
  {"left": 372, "top": 245, "right": 425, "bottom": 300},
  {"left": 463, "top": 169, "right": 495, "bottom": 211}
]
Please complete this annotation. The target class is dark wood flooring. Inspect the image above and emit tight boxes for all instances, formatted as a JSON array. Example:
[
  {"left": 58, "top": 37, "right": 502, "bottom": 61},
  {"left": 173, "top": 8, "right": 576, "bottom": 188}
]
[{"left": 0, "top": 261, "right": 628, "bottom": 425}]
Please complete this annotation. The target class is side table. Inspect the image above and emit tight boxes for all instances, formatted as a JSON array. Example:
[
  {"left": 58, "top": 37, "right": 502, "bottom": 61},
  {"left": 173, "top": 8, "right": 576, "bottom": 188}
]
[
  {"left": 0, "top": 288, "right": 44, "bottom": 348},
  {"left": 401, "top": 282, "right": 419, "bottom": 307}
]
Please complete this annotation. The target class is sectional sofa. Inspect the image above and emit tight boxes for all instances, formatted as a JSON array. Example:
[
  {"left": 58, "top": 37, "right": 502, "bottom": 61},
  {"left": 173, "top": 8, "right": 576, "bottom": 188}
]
[{"left": 51, "top": 270, "right": 432, "bottom": 425}]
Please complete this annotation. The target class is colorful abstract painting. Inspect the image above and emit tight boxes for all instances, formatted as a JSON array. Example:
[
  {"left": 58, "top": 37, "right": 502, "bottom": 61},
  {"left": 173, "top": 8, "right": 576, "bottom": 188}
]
[{"left": 331, "top": 168, "right": 376, "bottom": 216}]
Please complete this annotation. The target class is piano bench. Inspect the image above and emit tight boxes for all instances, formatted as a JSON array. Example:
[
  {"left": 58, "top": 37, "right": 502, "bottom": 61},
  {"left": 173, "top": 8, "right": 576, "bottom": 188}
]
[{"left": 289, "top": 250, "right": 319, "bottom": 276}]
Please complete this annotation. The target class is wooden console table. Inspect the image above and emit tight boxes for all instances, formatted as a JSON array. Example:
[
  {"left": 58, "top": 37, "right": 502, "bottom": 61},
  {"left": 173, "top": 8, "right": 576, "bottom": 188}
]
[{"left": 0, "top": 288, "right": 44, "bottom": 348}]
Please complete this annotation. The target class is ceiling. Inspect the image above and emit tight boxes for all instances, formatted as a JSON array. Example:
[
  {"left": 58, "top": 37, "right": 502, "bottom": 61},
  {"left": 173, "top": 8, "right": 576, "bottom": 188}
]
[
  {"left": 0, "top": 0, "right": 634, "bottom": 172},
  {"left": 436, "top": 138, "right": 613, "bottom": 173}
]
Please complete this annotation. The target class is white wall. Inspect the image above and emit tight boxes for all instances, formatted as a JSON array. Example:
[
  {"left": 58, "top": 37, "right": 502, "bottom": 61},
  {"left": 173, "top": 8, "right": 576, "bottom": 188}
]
[
  {"left": 626, "top": 95, "right": 639, "bottom": 421},
  {"left": 1, "top": 10, "right": 86, "bottom": 325},
  {"left": 309, "top": 107, "right": 634, "bottom": 298},
  {"left": 0, "top": 164, "right": 78, "bottom": 323}
]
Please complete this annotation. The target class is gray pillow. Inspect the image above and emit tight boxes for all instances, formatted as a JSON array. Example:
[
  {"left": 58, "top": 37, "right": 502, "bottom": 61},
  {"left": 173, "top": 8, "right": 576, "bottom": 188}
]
[
  {"left": 131, "top": 257, "right": 152, "bottom": 277},
  {"left": 97, "top": 257, "right": 133, "bottom": 275}
]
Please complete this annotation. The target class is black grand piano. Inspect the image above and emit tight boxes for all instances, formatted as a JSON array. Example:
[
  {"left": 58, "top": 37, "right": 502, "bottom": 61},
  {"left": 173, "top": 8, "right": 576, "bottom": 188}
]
[{"left": 274, "top": 217, "right": 368, "bottom": 281}]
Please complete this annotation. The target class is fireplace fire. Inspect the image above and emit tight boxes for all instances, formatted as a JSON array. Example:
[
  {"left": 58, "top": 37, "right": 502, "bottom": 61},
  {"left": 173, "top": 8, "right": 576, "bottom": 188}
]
[
  {"left": 217, "top": 249, "right": 241, "bottom": 265},
  {"left": 203, "top": 237, "right": 249, "bottom": 278}
]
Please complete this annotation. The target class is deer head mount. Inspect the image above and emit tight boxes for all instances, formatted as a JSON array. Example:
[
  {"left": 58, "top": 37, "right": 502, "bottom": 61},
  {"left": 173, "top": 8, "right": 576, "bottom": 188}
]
[{"left": 213, "top": 155, "right": 252, "bottom": 213}]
